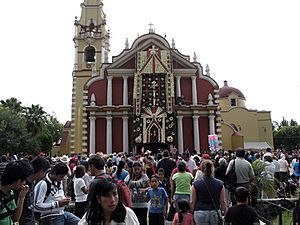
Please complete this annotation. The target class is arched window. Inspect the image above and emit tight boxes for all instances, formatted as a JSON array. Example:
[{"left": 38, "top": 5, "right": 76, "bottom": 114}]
[{"left": 85, "top": 46, "right": 95, "bottom": 62}]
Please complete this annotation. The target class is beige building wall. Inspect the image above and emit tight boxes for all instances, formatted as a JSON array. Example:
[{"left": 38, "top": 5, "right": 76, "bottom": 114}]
[
  {"left": 219, "top": 93, "right": 246, "bottom": 110},
  {"left": 257, "top": 111, "right": 274, "bottom": 146},
  {"left": 220, "top": 96, "right": 273, "bottom": 150}
]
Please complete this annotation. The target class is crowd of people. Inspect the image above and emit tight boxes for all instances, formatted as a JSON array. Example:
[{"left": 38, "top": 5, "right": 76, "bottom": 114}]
[{"left": 0, "top": 147, "right": 299, "bottom": 225}]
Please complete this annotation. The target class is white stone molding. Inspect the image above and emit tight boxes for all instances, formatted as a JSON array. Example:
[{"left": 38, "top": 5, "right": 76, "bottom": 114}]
[
  {"left": 107, "top": 76, "right": 113, "bottom": 106},
  {"left": 176, "top": 116, "right": 184, "bottom": 154},
  {"left": 191, "top": 76, "right": 198, "bottom": 105},
  {"left": 106, "top": 116, "right": 112, "bottom": 154},
  {"left": 193, "top": 115, "right": 200, "bottom": 152},
  {"left": 122, "top": 116, "right": 129, "bottom": 154},
  {"left": 123, "top": 76, "right": 128, "bottom": 105},
  {"left": 176, "top": 76, "right": 181, "bottom": 97}
]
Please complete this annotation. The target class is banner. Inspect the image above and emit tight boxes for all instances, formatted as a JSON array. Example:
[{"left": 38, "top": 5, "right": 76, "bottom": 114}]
[{"left": 208, "top": 134, "right": 219, "bottom": 152}]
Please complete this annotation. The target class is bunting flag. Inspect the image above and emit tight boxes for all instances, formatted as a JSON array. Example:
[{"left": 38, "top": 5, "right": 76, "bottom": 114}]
[{"left": 208, "top": 134, "right": 219, "bottom": 152}]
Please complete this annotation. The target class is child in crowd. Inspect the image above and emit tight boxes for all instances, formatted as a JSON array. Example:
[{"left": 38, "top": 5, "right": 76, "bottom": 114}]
[
  {"left": 224, "top": 187, "right": 260, "bottom": 225},
  {"left": 157, "top": 168, "right": 169, "bottom": 196},
  {"left": 147, "top": 175, "right": 168, "bottom": 225},
  {"left": 172, "top": 198, "right": 194, "bottom": 225}
]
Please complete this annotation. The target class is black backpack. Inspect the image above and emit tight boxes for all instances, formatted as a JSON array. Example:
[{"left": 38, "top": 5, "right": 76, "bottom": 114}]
[
  {"left": 224, "top": 159, "right": 237, "bottom": 191},
  {"left": 66, "top": 174, "right": 75, "bottom": 201}
]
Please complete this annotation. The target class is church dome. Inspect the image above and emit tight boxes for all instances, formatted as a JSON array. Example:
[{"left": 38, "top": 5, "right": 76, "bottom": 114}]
[{"left": 219, "top": 80, "right": 245, "bottom": 100}]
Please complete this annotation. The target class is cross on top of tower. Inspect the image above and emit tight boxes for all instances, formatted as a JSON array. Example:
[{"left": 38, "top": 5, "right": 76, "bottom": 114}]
[{"left": 149, "top": 22, "right": 154, "bottom": 33}]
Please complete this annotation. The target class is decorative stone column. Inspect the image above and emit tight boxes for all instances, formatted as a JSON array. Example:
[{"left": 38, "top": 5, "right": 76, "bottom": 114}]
[
  {"left": 106, "top": 116, "right": 112, "bottom": 154},
  {"left": 176, "top": 76, "right": 181, "bottom": 97},
  {"left": 89, "top": 115, "right": 96, "bottom": 155},
  {"left": 176, "top": 115, "right": 184, "bottom": 153},
  {"left": 193, "top": 115, "right": 200, "bottom": 152},
  {"left": 107, "top": 76, "right": 112, "bottom": 106},
  {"left": 122, "top": 116, "right": 129, "bottom": 154},
  {"left": 209, "top": 115, "right": 216, "bottom": 135},
  {"left": 191, "top": 76, "right": 198, "bottom": 105},
  {"left": 123, "top": 76, "right": 128, "bottom": 105}
]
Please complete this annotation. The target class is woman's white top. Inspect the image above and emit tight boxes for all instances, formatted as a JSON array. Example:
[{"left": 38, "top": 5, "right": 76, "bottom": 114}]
[
  {"left": 78, "top": 206, "right": 140, "bottom": 225},
  {"left": 74, "top": 177, "right": 88, "bottom": 202}
]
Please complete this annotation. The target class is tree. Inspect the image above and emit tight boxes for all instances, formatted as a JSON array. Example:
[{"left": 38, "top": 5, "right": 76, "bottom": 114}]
[
  {"left": 0, "top": 108, "right": 32, "bottom": 155},
  {"left": 0, "top": 97, "right": 24, "bottom": 114},
  {"left": 46, "top": 115, "right": 63, "bottom": 144},
  {"left": 280, "top": 117, "right": 289, "bottom": 128},
  {"left": 274, "top": 125, "right": 300, "bottom": 151},
  {"left": 24, "top": 104, "right": 47, "bottom": 136},
  {"left": 0, "top": 98, "right": 65, "bottom": 156},
  {"left": 290, "top": 119, "right": 298, "bottom": 126}
]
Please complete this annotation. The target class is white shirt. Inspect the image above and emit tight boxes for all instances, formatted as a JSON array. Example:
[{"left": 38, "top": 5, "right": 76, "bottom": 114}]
[
  {"left": 278, "top": 158, "right": 289, "bottom": 172},
  {"left": 185, "top": 159, "right": 197, "bottom": 172},
  {"left": 74, "top": 178, "right": 88, "bottom": 202},
  {"left": 78, "top": 206, "right": 140, "bottom": 225}
]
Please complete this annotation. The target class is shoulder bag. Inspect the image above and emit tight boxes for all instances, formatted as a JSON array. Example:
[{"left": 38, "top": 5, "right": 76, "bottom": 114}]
[{"left": 202, "top": 178, "right": 223, "bottom": 225}]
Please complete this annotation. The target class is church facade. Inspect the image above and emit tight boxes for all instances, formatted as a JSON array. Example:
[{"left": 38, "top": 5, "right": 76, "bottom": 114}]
[{"left": 70, "top": 0, "right": 221, "bottom": 155}]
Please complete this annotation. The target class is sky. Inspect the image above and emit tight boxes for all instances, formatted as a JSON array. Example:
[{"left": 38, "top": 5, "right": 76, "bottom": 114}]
[{"left": 0, "top": 0, "right": 299, "bottom": 124}]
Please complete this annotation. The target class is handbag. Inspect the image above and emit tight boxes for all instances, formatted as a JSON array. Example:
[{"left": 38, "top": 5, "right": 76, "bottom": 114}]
[
  {"left": 224, "top": 159, "right": 237, "bottom": 191},
  {"left": 202, "top": 178, "right": 223, "bottom": 225}
]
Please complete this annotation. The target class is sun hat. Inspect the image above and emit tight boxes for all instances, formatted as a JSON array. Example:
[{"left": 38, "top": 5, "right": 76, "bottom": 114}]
[{"left": 60, "top": 155, "right": 70, "bottom": 164}]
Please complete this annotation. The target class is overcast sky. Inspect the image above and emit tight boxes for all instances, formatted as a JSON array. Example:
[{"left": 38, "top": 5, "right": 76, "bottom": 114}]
[{"left": 0, "top": 0, "right": 299, "bottom": 124}]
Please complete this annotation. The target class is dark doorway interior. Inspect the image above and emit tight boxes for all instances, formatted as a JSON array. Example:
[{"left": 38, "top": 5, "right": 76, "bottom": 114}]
[{"left": 136, "top": 143, "right": 169, "bottom": 155}]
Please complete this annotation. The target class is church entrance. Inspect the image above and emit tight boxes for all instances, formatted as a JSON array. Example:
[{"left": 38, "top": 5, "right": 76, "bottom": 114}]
[{"left": 136, "top": 142, "right": 169, "bottom": 155}]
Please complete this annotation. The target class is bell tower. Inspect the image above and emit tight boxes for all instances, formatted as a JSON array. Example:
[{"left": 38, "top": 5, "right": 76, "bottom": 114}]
[{"left": 71, "top": 0, "right": 110, "bottom": 154}]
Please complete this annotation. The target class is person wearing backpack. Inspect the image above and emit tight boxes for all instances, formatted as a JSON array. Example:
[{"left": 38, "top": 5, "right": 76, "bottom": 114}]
[
  {"left": 87, "top": 154, "right": 110, "bottom": 202},
  {"left": 33, "top": 163, "right": 80, "bottom": 225},
  {"left": 19, "top": 156, "right": 50, "bottom": 225},
  {"left": 226, "top": 149, "right": 255, "bottom": 205}
]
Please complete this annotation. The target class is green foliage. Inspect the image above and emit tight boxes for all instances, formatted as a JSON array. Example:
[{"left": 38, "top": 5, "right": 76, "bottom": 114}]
[
  {"left": 274, "top": 125, "right": 300, "bottom": 151},
  {"left": 0, "top": 97, "right": 64, "bottom": 156},
  {"left": 273, "top": 117, "right": 300, "bottom": 151},
  {"left": 251, "top": 160, "right": 276, "bottom": 198},
  {"left": 0, "top": 97, "right": 24, "bottom": 114},
  {"left": 0, "top": 108, "right": 31, "bottom": 155}
]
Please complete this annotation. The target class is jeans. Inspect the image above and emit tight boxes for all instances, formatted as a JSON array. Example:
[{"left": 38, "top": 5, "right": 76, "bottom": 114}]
[
  {"left": 132, "top": 208, "right": 148, "bottom": 225},
  {"left": 149, "top": 212, "right": 164, "bottom": 225},
  {"left": 194, "top": 210, "right": 220, "bottom": 225},
  {"left": 41, "top": 211, "right": 80, "bottom": 225},
  {"left": 174, "top": 193, "right": 190, "bottom": 211}
]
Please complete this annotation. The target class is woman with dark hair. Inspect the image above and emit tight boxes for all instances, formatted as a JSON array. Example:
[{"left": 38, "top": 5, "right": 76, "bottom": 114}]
[
  {"left": 74, "top": 165, "right": 88, "bottom": 218},
  {"left": 113, "top": 160, "right": 129, "bottom": 181},
  {"left": 78, "top": 179, "right": 139, "bottom": 225},
  {"left": 191, "top": 159, "right": 227, "bottom": 225},
  {"left": 124, "top": 161, "right": 150, "bottom": 225}
]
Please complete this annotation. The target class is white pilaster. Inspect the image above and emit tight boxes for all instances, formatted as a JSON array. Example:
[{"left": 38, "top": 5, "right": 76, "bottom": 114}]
[
  {"left": 123, "top": 76, "right": 128, "bottom": 105},
  {"left": 193, "top": 115, "right": 200, "bottom": 152},
  {"left": 191, "top": 76, "right": 198, "bottom": 105},
  {"left": 209, "top": 115, "right": 216, "bottom": 135},
  {"left": 122, "top": 116, "right": 129, "bottom": 154},
  {"left": 176, "top": 115, "right": 184, "bottom": 154},
  {"left": 89, "top": 115, "right": 96, "bottom": 155},
  {"left": 176, "top": 76, "right": 181, "bottom": 97},
  {"left": 106, "top": 116, "right": 112, "bottom": 154},
  {"left": 107, "top": 76, "right": 113, "bottom": 106}
]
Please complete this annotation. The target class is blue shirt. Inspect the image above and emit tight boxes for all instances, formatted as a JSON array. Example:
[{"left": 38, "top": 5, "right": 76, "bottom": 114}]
[
  {"left": 294, "top": 162, "right": 300, "bottom": 177},
  {"left": 146, "top": 187, "right": 168, "bottom": 214}
]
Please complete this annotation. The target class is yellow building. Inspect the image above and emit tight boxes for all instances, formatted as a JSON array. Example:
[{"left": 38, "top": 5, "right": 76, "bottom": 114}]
[{"left": 219, "top": 81, "right": 274, "bottom": 151}]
